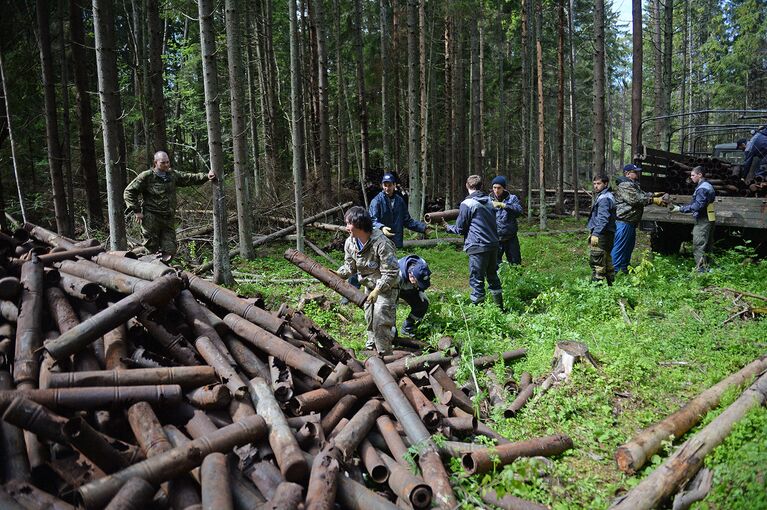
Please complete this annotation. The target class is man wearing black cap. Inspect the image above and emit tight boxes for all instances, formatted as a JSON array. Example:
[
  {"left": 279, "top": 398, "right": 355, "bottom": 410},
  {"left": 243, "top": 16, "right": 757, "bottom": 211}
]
[
  {"left": 397, "top": 255, "right": 431, "bottom": 337},
  {"left": 491, "top": 176, "right": 524, "bottom": 265},
  {"left": 611, "top": 164, "right": 668, "bottom": 273},
  {"left": 369, "top": 172, "right": 431, "bottom": 248}
]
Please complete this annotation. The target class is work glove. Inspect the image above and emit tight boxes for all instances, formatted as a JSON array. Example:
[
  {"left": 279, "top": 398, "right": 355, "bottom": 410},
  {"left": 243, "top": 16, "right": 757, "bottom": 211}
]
[
  {"left": 589, "top": 235, "right": 600, "bottom": 247},
  {"left": 366, "top": 287, "right": 381, "bottom": 305},
  {"left": 424, "top": 226, "right": 433, "bottom": 236},
  {"left": 653, "top": 192, "right": 667, "bottom": 198},
  {"left": 381, "top": 226, "right": 394, "bottom": 237},
  {"left": 492, "top": 201, "right": 505, "bottom": 209},
  {"left": 669, "top": 205, "right": 681, "bottom": 213},
  {"left": 652, "top": 197, "right": 665, "bottom": 206}
]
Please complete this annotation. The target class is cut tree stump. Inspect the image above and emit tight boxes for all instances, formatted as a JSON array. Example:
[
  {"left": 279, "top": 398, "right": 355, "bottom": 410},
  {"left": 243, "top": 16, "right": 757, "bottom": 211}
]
[{"left": 550, "top": 341, "right": 597, "bottom": 381}]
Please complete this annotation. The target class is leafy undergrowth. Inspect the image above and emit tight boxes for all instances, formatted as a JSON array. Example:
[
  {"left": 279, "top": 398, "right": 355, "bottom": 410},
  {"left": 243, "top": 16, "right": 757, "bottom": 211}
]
[{"left": 229, "top": 218, "right": 767, "bottom": 509}]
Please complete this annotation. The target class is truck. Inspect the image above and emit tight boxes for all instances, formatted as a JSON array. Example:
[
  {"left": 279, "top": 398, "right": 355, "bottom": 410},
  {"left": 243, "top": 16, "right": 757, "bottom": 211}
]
[{"left": 635, "top": 110, "right": 767, "bottom": 255}]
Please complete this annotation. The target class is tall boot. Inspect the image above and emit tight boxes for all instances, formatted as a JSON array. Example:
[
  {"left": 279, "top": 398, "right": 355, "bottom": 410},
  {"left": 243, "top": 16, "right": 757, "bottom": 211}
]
[{"left": 491, "top": 291, "right": 505, "bottom": 312}]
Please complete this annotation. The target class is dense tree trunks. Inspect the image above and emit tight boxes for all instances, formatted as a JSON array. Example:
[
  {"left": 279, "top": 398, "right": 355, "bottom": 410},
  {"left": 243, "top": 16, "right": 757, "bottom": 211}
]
[
  {"left": 353, "top": 0, "right": 369, "bottom": 206},
  {"left": 556, "top": 0, "right": 565, "bottom": 212},
  {"left": 470, "top": 16, "right": 481, "bottom": 178},
  {"left": 592, "top": 0, "right": 606, "bottom": 178},
  {"left": 453, "top": 24, "right": 466, "bottom": 206},
  {"left": 520, "top": 0, "right": 529, "bottom": 210},
  {"left": 526, "top": 0, "right": 535, "bottom": 220},
  {"left": 567, "top": 0, "right": 578, "bottom": 216},
  {"left": 129, "top": 0, "right": 147, "bottom": 165},
  {"left": 380, "top": 0, "right": 392, "bottom": 171},
  {"left": 334, "top": 0, "right": 349, "bottom": 181},
  {"left": 197, "top": 0, "right": 233, "bottom": 285},
  {"left": 679, "top": 0, "right": 688, "bottom": 153},
  {"left": 662, "top": 0, "right": 673, "bottom": 151},
  {"left": 407, "top": 0, "right": 422, "bottom": 218},
  {"left": 92, "top": 0, "right": 127, "bottom": 249},
  {"left": 535, "top": 0, "right": 546, "bottom": 230},
  {"left": 225, "top": 0, "right": 255, "bottom": 259},
  {"left": 0, "top": 50, "right": 26, "bottom": 223},
  {"left": 253, "top": 0, "right": 280, "bottom": 195},
  {"left": 418, "top": 0, "right": 428, "bottom": 216},
  {"left": 36, "top": 0, "right": 70, "bottom": 236},
  {"left": 245, "top": 3, "right": 262, "bottom": 199},
  {"left": 652, "top": 0, "right": 663, "bottom": 149},
  {"left": 443, "top": 15, "right": 454, "bottom": 209},
  {"left": 58, "top": 0, "right": 75, "bottom": 232},
  {"left": 289, "top": 0, "right": 305, "bottom": 253},
  {"left": 147, "top": 0, "right": 166, "bottom": 152},
  {"left": 311, "top": 0, "right": 331, "bottom": 203},
  {"left": 631, "top": 0, "right": 642, "bottom": 151}
]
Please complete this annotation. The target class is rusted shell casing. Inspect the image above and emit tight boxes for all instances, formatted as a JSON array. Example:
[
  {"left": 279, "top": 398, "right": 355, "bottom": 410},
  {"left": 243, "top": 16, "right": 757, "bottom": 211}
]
[
  {"left": 45, "top": 274, "right": 184, "bottom": 361},
  {"left": 37, "top": 245, "right": 104, "bottom": 266},
  {"left": 399, "top": 377, "right": 441, "bottom": 430},
  {"left": 194, "top": 336, "right": 248, "bottom": 398},
  {"left": 103, "top": 477, "right": 156, "bottom": 510},
  {"left": 223, "top": 334, "right": 270, "bottom": 382},
  {"left": 441, "top": 416, "right": 478, "bottom": 437},
  {"left": 247, "top": 376, "right": 308, "bottom": 483},
  {"left": 380, "top": 452, "right": 432, "bottom": 509},
  {"left": 320, "top": 394, "right": 358, "bottom": 434},
  {"left": 201, "top": 453, "right": 233, "bottom": 510},
  {"left": 46, "top": 286, "right": 80, "bottom": 336},
  {"left": 322, "top": 361, "right": 351, "bottom": 387},
  {"left": 184, "top": 272, "right": 285, "bottom": 335},
  {"left": 332, "top": 399, "right": 384, "bottom": 461},
  {"left": 0, "top": 276, "right": 21, "bottom": 300},
  {"left": 2, "top": 396, "right": 68, "bottom": 444},
  {"left": 14, "top": 256, "right": 44, "bottom": 388},
  {"left": 103, "top": 324, "right": 128, "bottom": 370},
  {"left": 177, "top": 290, "right": 235, "bottom": 365},
  {"left": 58, "top": 272, "right": 104, "bottom": 302},
  {"left": 94, "top": 252, "right": 175, "bottom": 281},
  {"left": 137, "top": 314, "right": 200, "bottom": 366},
  {"left": 428, "top": 365, "right": 474, "bottom": 414},
  {"left": 375, "top": 415, "right": 409, "bottom": 461},
  {"left": 244, "top": 460, "right": 284, "bottom": 500},
  {"left": 57, "top": 259, "right": 148, "bottom": 295},
  {"left": 4, "top": 479, "right": 74, "bottom": 509},
  {"left": 63, "top": 416, "right": 130, "bottom": 474},
  {"left": 519, "top": 372, "right": 533, "bottom": 388},
  {"left": 23, "top": 221, "right": 76, "bottom": 249},
  {"left": 462, "top": 434, "right": 574, "bottom": 475},
  {"left": 446, "top": 349, "right": 527, "bottom": 378},
  {"left": 224, "top": 314, "right": 331, "bottom": 382},
  {"left": 359, "top": 439, "right": 389, "bottom": 484},
  {"left": 284, "top": 248, "right": 367, "bottom": 308},
  {"left": 46, "top": 366, "right": 218, "bottom": 389},
  {"left": 504, "top": 383, "right": 536, "bottom": 418},
  {"left": 269, "top": 356, "right": 294, "bottom": 402},
  {"left": 336, "top": 469, "right": 400, "bottom": 510},
  {"left": 0, "top": 384, "right": 183, "bottom": 411},
  {"left": 0, "top": 372, "right": 31, "bottom": 482},
  {"left": 423, "top": 209, "right": 459, "bottom": 224},
  {"left": 305, "top": 445, "right": 341, "bottom": 510},
  {"left": 185, "top": 384, "right": 232, "bottom": 409},
  {"left": 417, "top": 447, "right": 456, "bottom": 510},
  {"left": 77, "top": 414, "right": 267, "bottom": 509},
  {"left": 480, "top": 489, "right": 549, "bottom": 510}
]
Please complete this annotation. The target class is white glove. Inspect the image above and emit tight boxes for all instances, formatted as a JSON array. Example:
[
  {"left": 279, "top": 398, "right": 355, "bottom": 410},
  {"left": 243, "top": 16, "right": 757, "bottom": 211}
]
[
  {"left": 381, "top": 226, "right": 394, "bottom": 237},
  {"left": 670, "top": 205, "right": 681, "bottom": 213}
]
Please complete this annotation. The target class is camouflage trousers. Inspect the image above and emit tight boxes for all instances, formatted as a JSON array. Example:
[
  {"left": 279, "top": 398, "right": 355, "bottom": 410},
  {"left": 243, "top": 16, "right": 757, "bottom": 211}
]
[
  {"left": 589, "top": 232, "right": 615, "bottom": 284},
  {"left": 692, "top": 219, "right": 714, "bottom": 270},
  {"left": 141, "top": 211, "right": 177, "bottom": 256},
  {"left": 364, "top": 287, "right": 399, "bottom": 355}
]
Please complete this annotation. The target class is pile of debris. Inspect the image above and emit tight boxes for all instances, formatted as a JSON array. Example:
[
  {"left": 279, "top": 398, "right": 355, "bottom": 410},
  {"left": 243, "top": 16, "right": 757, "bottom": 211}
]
[
  {"left": 0, "top": 221, "right": 574, "bottom": 510},
  {"left": 662, "top": 156, "right": 766, "bottom": 197}
]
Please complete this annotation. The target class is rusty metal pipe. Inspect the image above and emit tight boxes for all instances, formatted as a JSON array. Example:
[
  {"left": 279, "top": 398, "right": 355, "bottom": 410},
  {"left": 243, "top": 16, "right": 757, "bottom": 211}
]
[
  {"left": 194, "top": 335, "right": 248, "bottom": 398},
  {"left": 103, "top": 477, "right": 156, "bottom": 510},
  {"left": 201, "top": 453, "right": 232, "bottom": 510},
  {"left": 185, "top": 384, "right": 232, "bottom": 409},
  {"left": 359, "top": 438, "right": 389, "bottom": 484},
  {"left": 138, "top": 314, "right": 200, "bottom": 366},
  {"left": 322, "top": 362, "right": 350, "bottom": 387},
  {"left": 400, "top": 377, "right": 441, "bottom": 430},
  {"left": 15, "top": 256, "right": 44, "bottom": 388},
  {"left": 441, "top": 416, "right": 477, "bottom": 437},
  {"left": 269, "top": 356, "right": 294, "bottom": 402},
  {"left": 2, "top": 396, "right": 68, "bottom": 444},
  {"left": 46, "top": 366, "right": 218, "bottom": 388},
  {"left": 320, "top": 394, "right": 358, "bottom": 435},
  {"left": 0, "top": 276, "right": 20, "bottom": 300},
  {"left": 0, "top": 385, "right": 183, "bottom": 411},
  {"left": 45, "top": 274, "right": 184, "bottom": 361},
  {"left": 284, "top": 248, "right": 367, "bottom": 307},
  {"left": 3, "top": 479, "right": 74, "bottom": 509},
  {"left": 461, "top": 434, "right": 574, "bottom": 475},
  {"left": 58, "top": 272, "right": 104, "bottom": 302},
  {"left": 305, "top": 445, "right": 341, "bottom": 510},
  {"left": 380, "top": 451, "right": 432, "bottom": 509},
  {"left": 177, "top": 289, "right": 234, "bottom": 364},
  {"left": 94, "top": 252, "right": 175, "bottom": 280},
  {"left": 423, "top": 209, "right": 459, "bottom": 224},
  {"left": 57, "top": 259, "right": 149, "bottom": 295},
  {"left": 332, "top": 399, "right": 384, "bottom": 461},
  {"left": 223, "top": 333, "right": 270, "bottom": 381},
  {"left": 103, "top": 324, "right": 128, "bottom": 370},
  {"left": 446, "top": 349, "right": 527, "bottom": 378},
  {"left": 224, "top": 314, "right": 331, "bottom": 382},
  {"left": 375, "top": 415, "right": 409, "bottom": 461},
  {"left": 244, "top": 460, "right": 283, "bottom": 500},
  {"left": 63, "top": 416, "right": 131, "bottom": 474},
  {"left": 247, "top": 376, "right": 308, "bottom": 483},
  {"left": 37, "top": 245, "right": 104, "bottom": 265},
  {"left": 504, "top": 383, "right": 536, "bottom": 418},
  {"left": 0, "top": 300, "right": 19, "bottom": 321},
  {"left": 0, "top": 372, "right": 31, "bottom": 482},
  {"left": 428, "top": 365, "right": 474, "bottom": 414},
  {"left": 23, "top": 221, "right": 75, "bottom": 249},
  {"left": 46, "top": 286, "right": 79, "bottom": 337}
]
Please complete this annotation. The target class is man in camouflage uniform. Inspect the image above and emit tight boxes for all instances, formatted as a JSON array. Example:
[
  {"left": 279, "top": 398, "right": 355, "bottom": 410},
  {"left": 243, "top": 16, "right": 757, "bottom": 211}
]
[
  {"left": 587, "top": 174, "right": 617, "bottom": 285},
  {"left": 336, "top": 206, "right": 400, "bottom": 355},
  {"left": 124, "top": 151, "right": 215, "bottom": 259}
]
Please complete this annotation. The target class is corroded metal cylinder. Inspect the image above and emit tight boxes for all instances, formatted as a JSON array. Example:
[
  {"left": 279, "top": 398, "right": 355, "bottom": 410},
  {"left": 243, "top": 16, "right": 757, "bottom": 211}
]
[
  {"left": 57, "top": 259, "right": 148, "bottom": 295},
  {"left": 201, "top": 453, "right": 232, "bottom": 510},
  {"left": 38, "top": 245, "right": 104, "bottom": 265},
  {"left": 58, "top": 272, "right": 104, "bottom": 302},
  {"left": 380, "top": 452, "right": 432, "bottom": 509},
  {"left": 332, "top": 399, "right": 384, "bottom": 462},
  {"left": 305, "top": 445, "right": 341, "bottom": 510},
  {"left": 46, "top": 366, "right": 217, "bottom": 389},
  {"left": 195, "top": 336, "right": 248, "bottom": 398},
  {"left": 63, "top": 416, "right": 130, "bottom": 474},
  {"left": 423, "top": 209, "right": 459, "bottom": 224},
  {"left": 320, "top": 394, "right": 358, "bottom": 435},
  {"left": 2, "top": 396, "right": 68, "bottom": 444},
  {"left": 399, "top": 377, "right": 441, "bottom": 430},
  {"left": 93, "top": 252, "right": 175, "bottom": 281},
  {"left": 15, "top": 256, "right": 44, "bottom": 388},
  {"left": 375, "top": 415, "right": 408, "bottom": 462},
  {"left": 461, "top": 434, "right": 574, "bottom": 475},
  {"left": 23, "top": 221, "right": 75, "bottom": 249},
  {"left": 103, "top": 477, "right": 156, "bottom": 510},
  {"left": 185, "top": 384, "right": 231, "bottom": 409},
  {"left": 177, "top": 289, "right": 234, "bottom": 365},
  {"left": 284, "top": 248, "right": 367, "bottom": 307},
  {"left": 0, "top": 385, "right": 183, "bottom": 411}
]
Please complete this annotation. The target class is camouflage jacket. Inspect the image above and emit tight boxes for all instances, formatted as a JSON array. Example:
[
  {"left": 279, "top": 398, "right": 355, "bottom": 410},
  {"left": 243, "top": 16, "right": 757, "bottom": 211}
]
[
  {"left": 614, "top": 176, "right": 653, "bottom": 226},
  {"left": 124, "top": 169, "right": 209, "bottom": 215},
  {"left": 337, "top": 229, "right": 400, "bottom": 292}
]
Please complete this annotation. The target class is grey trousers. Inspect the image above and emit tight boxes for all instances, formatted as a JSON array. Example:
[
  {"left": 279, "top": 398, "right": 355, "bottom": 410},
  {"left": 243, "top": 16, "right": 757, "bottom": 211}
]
[
  {"left": 692, "top": 219, "right": 714, "bottom": 270},
  {"left": 364, "top": 287, "right": 399, "bottom": 354}
]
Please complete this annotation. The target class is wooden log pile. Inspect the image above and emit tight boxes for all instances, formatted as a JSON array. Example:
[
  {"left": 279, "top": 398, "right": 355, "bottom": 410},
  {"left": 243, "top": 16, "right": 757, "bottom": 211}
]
[{"left": 0, "top": 221, "right": 573, "bottom": 509}]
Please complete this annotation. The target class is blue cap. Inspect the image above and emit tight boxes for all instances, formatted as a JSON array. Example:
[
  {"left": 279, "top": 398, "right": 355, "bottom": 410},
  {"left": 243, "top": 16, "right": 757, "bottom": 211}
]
[
  {"left": 381, "top": 173, "right": 397, "bottom": 184},
  {"left": 408, "top": 257, "right": 431, "bottom": 291},
  {"left": 491, "top": 176, "right": 507, "bottom": 188},
  {"left": 623, "top": 164, "right": 641, "bottom": 173}
]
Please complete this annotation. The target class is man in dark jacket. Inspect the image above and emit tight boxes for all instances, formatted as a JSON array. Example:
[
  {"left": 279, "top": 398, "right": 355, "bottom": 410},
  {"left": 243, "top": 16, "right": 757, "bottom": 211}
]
[
  {"left": 741, "top": 126, "right": 767, "bottom": 179},
  {"left": 491, "top": 176, "right": 524, "bottom": 265},
  {"left": 443, "top": 175, "right": 503, "bottom": 307},
  {"left": 587, "top": 174, "right": 617, "bottom": 285},
  {"left": 398, "top": 255, "right": 431, "bottom": 337},
  {"left": 369, "top": 173, "right": 431, "bottom": 248},
  {"left": 611, "top": 164, "right": 667, "bottom": 273},
  {"left": 670, "top": 166, "right": 716, "bottom": 271}
]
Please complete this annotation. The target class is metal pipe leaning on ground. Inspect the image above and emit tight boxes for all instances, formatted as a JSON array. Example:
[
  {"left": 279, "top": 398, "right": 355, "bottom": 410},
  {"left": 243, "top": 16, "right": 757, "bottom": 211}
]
[
  {"left": 461, "top": 434, "right": 575, "bottom": 475},
  {"left": 284, "top": 248, "right": 368, "bottom": 307}
]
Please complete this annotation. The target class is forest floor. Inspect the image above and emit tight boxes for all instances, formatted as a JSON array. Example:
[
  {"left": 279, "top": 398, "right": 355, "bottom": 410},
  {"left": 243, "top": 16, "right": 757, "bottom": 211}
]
[{"left": 218, "top": 217, "right": 767, "bottom": 510}]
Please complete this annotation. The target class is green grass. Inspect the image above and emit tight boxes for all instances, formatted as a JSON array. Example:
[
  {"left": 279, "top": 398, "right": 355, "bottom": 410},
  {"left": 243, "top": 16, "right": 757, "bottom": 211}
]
[{"left": 227, "top": 218, "right": 767, "bottom": 509}]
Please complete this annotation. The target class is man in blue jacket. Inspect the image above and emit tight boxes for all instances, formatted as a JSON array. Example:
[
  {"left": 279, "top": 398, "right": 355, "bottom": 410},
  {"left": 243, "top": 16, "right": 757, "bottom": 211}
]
[
  {"left": 490, "top": 176, "right": 524, "bottom": 265},
  {"left": 398, "top": 255, "right": 431, "bottom": 337},
  {"left": 670, "top": 166, "right": 716, "bottom": 272},
  {"left": 587, "top": 174, "right": 617, "bottom": 285},
  {"left": 740, "top": 126, "right": 767, "bottom": 179},
  {"left": 369, "top": 173, "right": 431, "bottom": 248},
  {"left": 442, "top": 175, "right": 503, "bottom": 307}
]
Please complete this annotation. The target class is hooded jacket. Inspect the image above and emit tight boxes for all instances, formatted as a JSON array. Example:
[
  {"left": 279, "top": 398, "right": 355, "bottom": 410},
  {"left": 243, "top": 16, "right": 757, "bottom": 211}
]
[
  {"left": 446, "top": 191, "right": 499, "bottom": 254},
  {"left": 493, "top": 190, "right": 523, "bottom": 239},
  {"left": 369, "top": 191, "right": 427, "bottom": 248},
  {"left": 613, "top": 176, "right": 653, "bottom": 226},
  {"left": 587, "top": 187, "right": 617, "bottom": 236},
  {"left": 679, "top": 180, "right": 716, "bottom": 221}
]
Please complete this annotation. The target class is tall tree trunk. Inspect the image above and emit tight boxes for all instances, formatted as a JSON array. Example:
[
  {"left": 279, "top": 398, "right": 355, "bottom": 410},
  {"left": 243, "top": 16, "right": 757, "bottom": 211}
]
[
  {"left": 253, "top": 0, "right": 279, "bottom": 194},
  {"left": 556, "top": 0, "right": 565, "bottom": 212},
  {"left": 407, "top": 0, "right": 421, "bottom": 218},
  {"left": 631, "top": 0, "right": 643, "bottom": 153},
  {"left": 418, "top": 0, "right": 428, "bottom": 217},
  {"left": 147, "top": 0, "right": 166, "bottom": 152},
  {"left": 36, "top": 0, "right": 70, "bottom": 235},
  {"left": 620, "top": 84, "right": 627, "bottom": 169},
  {"left": 662, "top": 0, "right": 673, "bottom": 151},
  {"left": 92, "top": 0, "right": 127, "bottom": 249},
  {"left": 311, "top": 0, "right": 331, "bottom": 202},
  {"left": 334, "top": 0, "right": 349, "bottom": 180},
  {"left": 198, "top": 0, "right": 233, "bottom": 284},
  {"left": 652, "top": 0, "right": 663, "bottom": 148},
  {"left": 454, "top": 23, "right": 466, "bottom": 203},
  {"left": 592, "top": 0, "right": 606, "bottom": 177},
  {"left": 567, "top": 0, "right": 578, "bottom": 216},
  {"left": 289, "top": 0, "right": 305, "bottom": 252},
  {"left": 129, "top": 0, "right": 148, "bottom": 165},
  {"left": 444, "top": 14, "right": 454, "bottom": 209},
  {"left": 245, "top": 2, "right": 262, "bottom": 199},
  {"left": 679, "top": 0, "right": 688, "bottom": 153},
  {"left": 479, "top": 22, "right": 485, "bottom": 177},
  {"left": 70, "top": 0, "right": 103, "bottom": 227},
  {"left": 225, "top": 0, "right": 255, "bottom": 259},
  {"left": 535, "top": 0, "right": 546, "bottom": 230},
  {"left": 607, "top": 79, "right": 614, "bottom": 172},
  {"left": 470, "top": 16, "right": 481, "bottom": 177},
  {"left": 521, "top": 0, "right": 529, "bottom": 211},
  {"left": 380, "top": 0, "right": 392, "bottom": 170},
  {"left": 527, "top": 0, "right": 535, "bottom": 220},
  {"left": 353, "top": 0, "right": 369, "bottom": 206},
  {"left": 59, "top": 0, "right": 74, "bottom": 232}
]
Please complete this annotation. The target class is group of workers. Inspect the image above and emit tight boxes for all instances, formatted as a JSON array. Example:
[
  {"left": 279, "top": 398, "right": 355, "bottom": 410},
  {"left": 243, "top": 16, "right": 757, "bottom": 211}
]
[{"left": 125, "top": 150, "right": 716, "bottom": 356}]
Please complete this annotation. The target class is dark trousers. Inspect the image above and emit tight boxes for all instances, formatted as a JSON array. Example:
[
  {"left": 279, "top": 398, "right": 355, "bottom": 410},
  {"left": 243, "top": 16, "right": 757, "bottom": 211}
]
[
  {"left": 692, "top": 219, "right": 714, "bottom": 270},
  {"left": 399, "top": 288, "right": 429, "bottom": 336},
  {"left": 468, "top": 249, "right": 502, "bottom": 304},
  {"left": 589, "top": 232, "right": 615, "bottom": 284},
  {"left": 611, "top": 221, "right": 637, "bottom": 273},
  {"left": 498, "top": 235, "right": 522, "bottom": 265}
]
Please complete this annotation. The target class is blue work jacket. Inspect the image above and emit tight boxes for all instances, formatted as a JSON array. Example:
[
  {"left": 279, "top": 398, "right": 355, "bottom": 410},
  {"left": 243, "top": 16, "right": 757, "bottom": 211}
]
[
  {"left": 369, "top": 191, "right": 426, "bottom": 248},
  {"left": 680, "top": 180, "right": 716, "bottom": 221},
  {"left": 493, "top": 190, "right": 523, "bottom": 239},
  {"left": 587, "top": 188, "right": 617, "bottom": 236},
  {"left": 446, "top": 191, "right": 499, "bottom": 254}
]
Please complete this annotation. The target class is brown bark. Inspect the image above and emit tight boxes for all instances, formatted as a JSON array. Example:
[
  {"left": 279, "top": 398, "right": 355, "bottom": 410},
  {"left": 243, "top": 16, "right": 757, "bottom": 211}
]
[
  {"left": 535, "top": 0, "right": 546, "bottom": 230},
  {"left": 567, "top": 0, "right": 579, "bottom": 216},
  {"left": 311, "top": 0, "right": 331, "bottom": 202},
  {"left": 556, "top": 0, "right": 565, "bottom": 212},
  {"left": 289, "top": 0, "right": 306, "bottom": 253},
  {"left": 470, "top": 16, "right": 481, "bottom": 177},
  {"left": 631, "top": 0, "right": 643, "bottom": 151},
  {"left": 353, "top": 0, "right": 369, "bottom": 205},
  {"left": 147, "top": 0, "right": 166, "bottom": 151},
  {"left": 407, "top": 0, "right": 421, "bottom": 217},
  {"left": 521, "top": 0, "right": 529, "bottom": 210},
  {"left": 592, "top": 0, "right": 606, "bottom": 178}
]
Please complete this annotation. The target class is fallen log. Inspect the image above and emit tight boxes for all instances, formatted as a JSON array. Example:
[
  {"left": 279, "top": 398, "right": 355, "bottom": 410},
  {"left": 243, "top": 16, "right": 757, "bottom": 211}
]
[
  {"left": 614, "top": 354, "right": 767, "bottom": 474},
  {"left": 610, "top": 371, "right": 767, "bottom": 510},
  {"left": 264, "top": 215, "right": 346, "bottom": 233}
]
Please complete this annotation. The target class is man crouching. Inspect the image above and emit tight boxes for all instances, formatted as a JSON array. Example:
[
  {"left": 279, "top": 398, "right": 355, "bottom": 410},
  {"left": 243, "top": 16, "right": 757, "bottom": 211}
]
[{"left": 336, "top": 206, "right": 400, "bottom": 355}]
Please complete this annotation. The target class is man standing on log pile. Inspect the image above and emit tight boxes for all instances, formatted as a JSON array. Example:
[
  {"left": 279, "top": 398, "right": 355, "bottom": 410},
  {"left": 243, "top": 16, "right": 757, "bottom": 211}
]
[
  {"left": 587, "top": 174, "right": 617, "bottom": 285},
  {"left": 611, "top": 164, "right": 668, "bottom": 273},
  {"left": 441, "top": 175, "right": 504, "bottom": 309},
  {"left": 124, "top": 151, "right": 215, "bottom": 260},
  {"left": 335, "top": 206, "right": 400, "bottom": 355},
  {"left": 369, "top": 172, "right": 432, "bottom": 248},
  {"left": 490, "top": 175, "right": 524, "bottom": 266},
  {"left": 669, "top": 166, "right": 717, "bottom": 272}
]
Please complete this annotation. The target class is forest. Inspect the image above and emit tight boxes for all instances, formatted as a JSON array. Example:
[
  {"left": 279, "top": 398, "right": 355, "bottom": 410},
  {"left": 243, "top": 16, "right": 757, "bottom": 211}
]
[{"left": 0, "top": 0, "right": 767, "bottom": 509}]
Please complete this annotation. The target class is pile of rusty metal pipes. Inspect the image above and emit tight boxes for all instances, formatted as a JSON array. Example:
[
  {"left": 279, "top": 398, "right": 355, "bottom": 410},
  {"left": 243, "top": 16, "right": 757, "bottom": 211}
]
[
  {"left": 0, "top": 221, "right": 571, "bottom": 509},
  {"left": 661, "top": 157, "right": 767, "bottom": 196}
]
